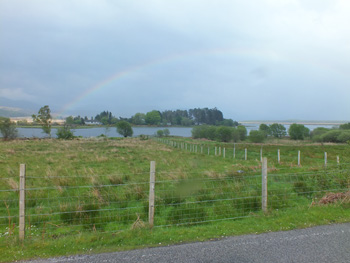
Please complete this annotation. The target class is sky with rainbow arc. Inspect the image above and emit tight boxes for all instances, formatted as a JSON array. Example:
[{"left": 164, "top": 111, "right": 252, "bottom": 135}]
[{"left": 1, "top": 0, "right": 350, "bottom": 121}]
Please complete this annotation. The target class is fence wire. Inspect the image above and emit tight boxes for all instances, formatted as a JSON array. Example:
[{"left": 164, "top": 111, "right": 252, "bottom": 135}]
[{"left": 0, "top": 163, "right": 349, "bottom": 242}]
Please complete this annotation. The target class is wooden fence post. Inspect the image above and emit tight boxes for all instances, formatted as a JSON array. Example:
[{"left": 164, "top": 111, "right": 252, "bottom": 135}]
[
  {"left": 208, "top": 147, "right": 210, "bottom": 155},
  {"left": 260, "top": 147, "right": 263, "bottom": 162},
  {"left": 262, "top": 158, "right": 267, "bottom": 213},
  {"left": 201, "top": 146, "right": 203, "bottom": 154},
  {"left": 324, "top": 152, "right": 327, "bottom": 168},
  {"left": 223, "top": 148, "right": 226, "bottom": 158},
  {"left": 233, "top": 144, "right": 236, "bottom": 159},
  {"left": 219, "top": 147, "right": 221, "bottom": 156},
  {"left": 278, "top": 149, "right": 280, "bottom": 164},
  {"left": 19, "top": 164, "right": 26, "bottom": 241},
  {"left": 245, "top": 148, "right": 247, "bottom": 161},
  {"left": 298, "top": 151, "right": 301, "bottom": 167},
  {"left": 215, "top": 147, "right": 217, "bottom": 156},
  {"left": 337, "top": 155, "right": 340, "bottom": 165},
  {"left": 149, "top": 161, "right": 156, "bottom": 228}
]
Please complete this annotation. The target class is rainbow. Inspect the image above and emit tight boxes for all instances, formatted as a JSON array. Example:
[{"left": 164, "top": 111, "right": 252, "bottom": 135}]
[{"left": 58, "top": 47, "right": 340, "bottom": 116}]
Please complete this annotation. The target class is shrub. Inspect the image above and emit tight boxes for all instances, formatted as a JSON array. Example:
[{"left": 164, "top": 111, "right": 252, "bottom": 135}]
[
  {"left": 269, "top": 123, "right": 286, "bottom": 138},
  {"left": 156, "top": 129, "right": 164, "bottom": 137},
  {"left": 232, "top": 128, "right": 240, "bottom": 142},
  {"left": 56, "top": 125, "right": 74, "bottom": 139},
  {"left": 216, "top": 126, "right": 233, "bottom": 142},
  {"left": 237, "top": 126, "right": 247, "bottom": 141},
  {"left": 288, "top": 124, "right": 310, "bottom": 140},
  {"left": 116, "top": 121, "right": 133, "bottom": 137},
  {"left": 339, "top": 123, "right": 350, "bottom": 130},
  {"left": 163, "top": 128, "right": 170, "bottom": 136},
  {"left": 0, "top": 117, "right": 18, "bottom": 140},
  {"left": 320, "top": 130, "right": 342, "bottom": 143},
  {"left": 249, "top": 130, "right": 266, "bottom": 143},
  {"left": 337, "top": 131, "right": 350, "bottom": 143}
]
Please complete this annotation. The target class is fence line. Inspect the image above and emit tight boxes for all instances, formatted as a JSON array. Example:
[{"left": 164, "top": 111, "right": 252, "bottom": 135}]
[
  {"left": 0, "top": 160, "right": 349, "bottom": 242},
  {"left": 156, "top": 138, "right": 345, "bottom": 167}
]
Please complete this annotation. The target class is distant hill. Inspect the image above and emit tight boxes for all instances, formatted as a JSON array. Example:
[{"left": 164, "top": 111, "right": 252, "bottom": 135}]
[{"left": 0, "top": 106, "right": 33, "bottom": 117}]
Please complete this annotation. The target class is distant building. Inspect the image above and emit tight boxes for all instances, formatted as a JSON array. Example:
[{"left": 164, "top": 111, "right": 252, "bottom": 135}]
[{"left": 85, "top": 120, "right": 102, "bottom": 125}]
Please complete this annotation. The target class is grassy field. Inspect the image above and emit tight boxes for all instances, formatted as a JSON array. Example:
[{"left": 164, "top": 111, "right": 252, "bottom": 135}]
[{"left": 0, "top": 137, "right": 349, "bottom": 262}]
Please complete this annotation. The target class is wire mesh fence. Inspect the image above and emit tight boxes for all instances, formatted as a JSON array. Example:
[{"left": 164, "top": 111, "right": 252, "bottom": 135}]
[
  {"left": 0, "top": 161, "right": 349, "bottom": 242},
  {"left": 156, "top": 138, "right": 349, "bottom": 168}
]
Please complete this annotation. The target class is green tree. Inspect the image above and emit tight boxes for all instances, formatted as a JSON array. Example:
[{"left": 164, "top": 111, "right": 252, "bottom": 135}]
[
  {"left": 0, "top": 117, "right": 18, "bottom": 140},
  {"left": 288, "top": 124, "right": 310, "bottom": 140},
  {"left": 32, "top": 105, "right": 52, "bottom": 137},
  {"left": 269, "top": 123, "right": 286, "bottom": 138},
  {"left": 116, "top": 121, "right": 133, "bottom": 137},
  {"left": 181, "top": 117, "right": 193, "bottom": 126},
  {"left": 131, "top": 113, "right": 146, "bottom": 125},
  {"left": 145, "top": 110, "right": 161, "bottom": 125},
  {"left": 339, "top": 123, "right": 350, "bottom": 130},
  {"left": 65, "top": 116, "right": 74, "bottom": 125},
  {"left": 249, "top": 130, "right": 266, "bottom": 143},
  {"left": 259, "top": 124, "right": 271, "bottom": 137}
]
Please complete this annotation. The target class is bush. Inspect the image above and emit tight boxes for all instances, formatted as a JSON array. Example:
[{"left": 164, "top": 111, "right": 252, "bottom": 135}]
[
  {"left": 339, "top": 123, "right": 350, "bottom": 130},
  {"left": 0, "top": 117, "right": 18, "bottom": 140},
  {"left": 163, "top": 128, "right": 170, "bottom": 136},
  {"left": 192, "top": 125, "right": 216, "bottom": 140},
  {"left": 56, "top": 125, "right": 74, "bottom": 139},
  {"left": 259, "top": 124, "right": 270, "bottom": 137},
  {"left": 336, "top": 131, "right": 350, "bottom": 143},
  {"left": 216, "top": 126, "right": 233, "bottom": 142},
  {"left": 116, "top": 121, "right": 133, "bottom": 137},
  {"left": 320, "top": 130, "right": 342, "bottom": 143},
  {"left": 232, "top": 128, "right": 240, "bottom": 142},
  {"left": 156, "top": 129, "right": 164, "bottom": 137},
  {"left": 288, "top": 124, "right": 310, "bottom": 140},
  {"left": 270, "top": 123, "right": 286, "bottom": 138},
  {"left": 237, "top": 126, "right": 247, "bottom": 141},
  {"left": 249, "top": 130, "right": 266, "bottom": 143}
]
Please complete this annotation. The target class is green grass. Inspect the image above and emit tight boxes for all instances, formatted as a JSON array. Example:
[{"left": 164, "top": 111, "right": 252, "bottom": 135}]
[
  {"left": 1, "top": 205, "right": 349, "bottom": 262},
  {"left": 0, "top": 137, "right": 349, "bottom": 262}
]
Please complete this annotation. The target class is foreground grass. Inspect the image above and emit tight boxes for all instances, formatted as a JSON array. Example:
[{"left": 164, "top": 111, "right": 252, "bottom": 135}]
[
  {"left": 1, "top": 205, "right": 349, "bottom": 262},
  {"left": 0, "top": 138, "right": 349, "bottom": 262}
]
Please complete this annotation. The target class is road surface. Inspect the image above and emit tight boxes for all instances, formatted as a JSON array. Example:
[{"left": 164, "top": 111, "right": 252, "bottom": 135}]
[{"left": 23, "top": 223, "right": 350, "bottom": 263}]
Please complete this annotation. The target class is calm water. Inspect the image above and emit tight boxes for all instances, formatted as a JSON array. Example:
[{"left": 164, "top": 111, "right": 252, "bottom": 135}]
[
  {"left": 12, "top": 124, "right": 337, "bottom": 138},
  {"left": 16, "top": 127, "right": 193, "bottom": 138}
]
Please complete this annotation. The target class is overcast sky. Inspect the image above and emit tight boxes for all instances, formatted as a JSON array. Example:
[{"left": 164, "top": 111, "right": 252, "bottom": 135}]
[{"left": 1, "top": 0, "right": 350, "bottom": 120}]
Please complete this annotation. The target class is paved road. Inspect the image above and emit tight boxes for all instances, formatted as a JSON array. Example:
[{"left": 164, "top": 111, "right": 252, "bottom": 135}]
[{"left": 24, "top": 223, "right": 350, "bottom": 263}]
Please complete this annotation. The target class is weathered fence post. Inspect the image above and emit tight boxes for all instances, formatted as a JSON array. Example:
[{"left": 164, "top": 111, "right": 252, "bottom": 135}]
[
  {"left": 324, "top": 152, "right": 327, "bottom": 168},
  {"left": 215, "top": 147, "right": 217, "bottom": 156},
  {"left": 298, "top": 151, "right": 301, "bottom": 167},
  {"left": 223, "top": 148, "right": 226, "bottom": 158},
  {"left": 245, "top": 148, "right": 247, "bottom": 161},
  {"left": 277, "top": 149, "right": 280, "bottom": 164},
  {"left": 208, "top": 147, "right": 210, "bottom": 155},
  {"left": 260, "top": 147, "right": 263, "bottom": 162},
  {"left": 337, "top": 155, "right": 340, "bottom": 165},
  {"left": 262, "top": 158, "right": 267, "bottom": 213},
  {"left": 19, "top": 164, "right": 26, "bottom": 241},
  {"left": 149, "top": 161, "right": 156, "bottom": 228},
  {"left": 219, "top": 147, "right": 221, "bottom": 156},
  {"left": 201, "top": 146, "right": 203, "bottom": 154},
  {"left": 233, "top": 144, "right": 236, "bottom": 159}
]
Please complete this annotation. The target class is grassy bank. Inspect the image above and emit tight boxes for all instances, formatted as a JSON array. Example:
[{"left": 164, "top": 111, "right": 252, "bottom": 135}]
[{"left": 0, "top": 137, "right": 349, "bottom": 262}]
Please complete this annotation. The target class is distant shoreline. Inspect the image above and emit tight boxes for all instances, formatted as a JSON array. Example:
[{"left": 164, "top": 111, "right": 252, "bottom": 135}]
[{"left": 239, "top": 121, "right": 346, "bottom": 126}]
